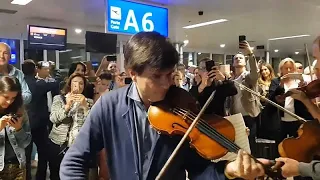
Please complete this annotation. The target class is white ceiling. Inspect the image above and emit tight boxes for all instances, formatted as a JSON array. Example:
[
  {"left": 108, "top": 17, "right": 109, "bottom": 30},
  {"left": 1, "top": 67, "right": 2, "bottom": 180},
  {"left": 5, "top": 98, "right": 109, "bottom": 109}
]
[{"left": 0, "top": 0, "right": 320, "bottom": 56}]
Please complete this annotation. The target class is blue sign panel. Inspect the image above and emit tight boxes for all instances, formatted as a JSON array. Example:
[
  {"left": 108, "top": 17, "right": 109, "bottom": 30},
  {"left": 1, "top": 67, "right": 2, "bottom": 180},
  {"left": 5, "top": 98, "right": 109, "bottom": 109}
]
[
  {"left": 107, "top": 0, "right": 168, "bottom": 37},
  {"left": 0, "top": 38, "right": 17, "bottom": 64}
]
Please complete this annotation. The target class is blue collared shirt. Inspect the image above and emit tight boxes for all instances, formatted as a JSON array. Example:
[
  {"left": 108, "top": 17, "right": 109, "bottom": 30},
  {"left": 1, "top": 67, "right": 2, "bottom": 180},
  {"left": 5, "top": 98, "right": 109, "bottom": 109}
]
[{"left": 127, "top": 83, "right": 159, "bottom": 180}]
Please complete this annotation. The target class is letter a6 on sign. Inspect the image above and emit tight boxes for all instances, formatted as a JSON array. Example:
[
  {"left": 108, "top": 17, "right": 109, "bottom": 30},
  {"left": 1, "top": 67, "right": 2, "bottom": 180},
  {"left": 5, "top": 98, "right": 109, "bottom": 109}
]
[{"left": 106, "top": 0, "right": 168, "bottom": 37}]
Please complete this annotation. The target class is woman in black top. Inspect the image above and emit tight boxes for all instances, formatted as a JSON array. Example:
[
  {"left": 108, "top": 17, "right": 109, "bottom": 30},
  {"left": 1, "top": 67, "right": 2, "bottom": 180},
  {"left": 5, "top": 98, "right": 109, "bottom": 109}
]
[{"left": 189, "top": 58, "right": 237, "bottom": 117}]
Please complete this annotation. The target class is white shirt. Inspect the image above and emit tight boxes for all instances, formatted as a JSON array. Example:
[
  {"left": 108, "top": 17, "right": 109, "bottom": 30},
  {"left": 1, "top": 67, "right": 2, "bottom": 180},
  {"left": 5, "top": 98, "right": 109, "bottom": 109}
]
[{"left": 282, "top": 80, "right": 299, "bottom": 122}]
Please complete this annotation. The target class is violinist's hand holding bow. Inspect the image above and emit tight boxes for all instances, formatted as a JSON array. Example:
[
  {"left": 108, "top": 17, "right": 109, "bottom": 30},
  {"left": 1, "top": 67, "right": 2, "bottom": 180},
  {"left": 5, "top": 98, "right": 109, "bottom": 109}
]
[
  {"left": 275, "top": 157, "right": 300, "bottom": 178},
  {"left": 225, "top": 150, "right": 268, "bottom": 180}
]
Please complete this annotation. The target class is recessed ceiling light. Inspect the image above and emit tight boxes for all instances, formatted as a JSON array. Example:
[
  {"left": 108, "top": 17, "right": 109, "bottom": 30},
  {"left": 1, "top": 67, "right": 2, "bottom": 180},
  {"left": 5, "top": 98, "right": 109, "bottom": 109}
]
[
  {"left": 220, "top": 44, "right": 225, "bottom": 48},
  {"left": 274, "top": 49, "right": 279, "bottom": 52},
  {"left": 268, "top": 34, "right": 310, "bottom": 41},
  {"left": 183, "top": 19, "right": 228, "bottom": 29},
  {"left": 295, "top": 52, "right": 299, "bottom": 55},
  {"left": 11, "top": 0, "right": 32, "bottom": 5},
  {"left": 75, "top": 28, "right": 82, "bottom": 34},
  {"left": 198, "top": 52, "right": 202, "bottom": 55}
]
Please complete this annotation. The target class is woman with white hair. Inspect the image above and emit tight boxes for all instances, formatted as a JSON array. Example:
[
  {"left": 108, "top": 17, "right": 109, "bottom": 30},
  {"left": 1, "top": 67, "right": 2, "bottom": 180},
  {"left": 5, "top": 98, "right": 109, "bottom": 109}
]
[{"left": 267, "top": 58, "right": 313, "bottom": 145}]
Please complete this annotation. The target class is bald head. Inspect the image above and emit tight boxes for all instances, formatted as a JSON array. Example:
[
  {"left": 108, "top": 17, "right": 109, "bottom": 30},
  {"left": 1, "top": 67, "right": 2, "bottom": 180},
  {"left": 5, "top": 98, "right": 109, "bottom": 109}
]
[
  {"left": 0, "top": 43, "right": 11, "bottom": 54},
  {"left": 0, "top": 42, "right": 11, "bottom": 66}
]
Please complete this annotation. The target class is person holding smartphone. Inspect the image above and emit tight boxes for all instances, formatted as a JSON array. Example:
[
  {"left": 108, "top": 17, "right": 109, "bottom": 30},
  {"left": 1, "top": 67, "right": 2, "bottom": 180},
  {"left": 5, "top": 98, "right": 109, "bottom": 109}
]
[
  {"left": 189, "top": 58, "right": 237, "bottom": 117},
  {"left": 48, "top": 73, "right": 94, "bottom": 180},
  {"left": 228, "top": 40, "right": 261, "bottom": 156}
]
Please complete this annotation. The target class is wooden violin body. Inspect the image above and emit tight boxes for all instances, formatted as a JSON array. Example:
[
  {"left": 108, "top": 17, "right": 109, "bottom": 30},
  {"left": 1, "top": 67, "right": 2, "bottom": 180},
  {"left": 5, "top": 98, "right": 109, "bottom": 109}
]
[
  {"left": 285, "top": 79, "right": 320, "bottom": 99},
  {"left": 279, "top": 120, "right": 320, "bottom": 162},
  {"left": 148, "top": 86, "right": 236, "bottom": 160}
]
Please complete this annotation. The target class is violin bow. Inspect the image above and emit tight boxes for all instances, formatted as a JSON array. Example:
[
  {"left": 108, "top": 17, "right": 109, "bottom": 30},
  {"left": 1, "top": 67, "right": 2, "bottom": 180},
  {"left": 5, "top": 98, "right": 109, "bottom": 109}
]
[
  {"left": 305, "top": 43, "right": 319, "bottom": 106},
  {"left": 155, "top": 90, "right": 217, "bottom": 180},
  {"left": 233, "top": 80, "right": 306, "bottom": 122},
  {"left": 305, "top": 43, "right": 313, "bottom": 81}
]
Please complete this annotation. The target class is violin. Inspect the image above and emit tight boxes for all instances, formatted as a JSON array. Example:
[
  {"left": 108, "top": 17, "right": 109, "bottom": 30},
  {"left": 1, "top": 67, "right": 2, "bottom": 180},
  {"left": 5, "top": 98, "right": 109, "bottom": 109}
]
[
  {"left": 233, "top": 80, "right": 320, "bottom": 166},
  {"left": 284, "top": 79, "right": 320, "bottom": 99},
  {"left": 148, "top": 86, "right": 282, "bottom": 179},
  {"left": 278, "top": 120, "right": 320, "bottom": 163}
]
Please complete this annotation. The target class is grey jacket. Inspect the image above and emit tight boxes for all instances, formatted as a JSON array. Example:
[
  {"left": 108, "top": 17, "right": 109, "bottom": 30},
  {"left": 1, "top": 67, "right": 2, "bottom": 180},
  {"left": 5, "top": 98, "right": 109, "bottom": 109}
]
[
  {"left": 0, "top": 110, "right": 31, "bottom": 171},
  {"left": 299, "top": 161, "right": 320, "bottom": 180},
  {"left": 49, "top": 95, "right": 93, "bottom": 146},
  {"left": 230, "top": 55, "right": 262, "bottom": 117}
]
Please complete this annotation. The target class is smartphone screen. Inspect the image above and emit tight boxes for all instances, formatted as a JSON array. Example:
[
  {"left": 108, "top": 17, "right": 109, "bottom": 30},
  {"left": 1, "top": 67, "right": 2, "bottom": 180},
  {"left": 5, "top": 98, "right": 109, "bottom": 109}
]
[
  {"left": 124, "top": 77, "right": 132, "bottom": 84},
  {"left": 107, "top": 55, "right": 117, "bottom": 62},
  {"left": 239, "top": 35, "right": 246, "bottom": 49},
  {"left": 205, "top": 61, "right": 215, "bottom": 72}
]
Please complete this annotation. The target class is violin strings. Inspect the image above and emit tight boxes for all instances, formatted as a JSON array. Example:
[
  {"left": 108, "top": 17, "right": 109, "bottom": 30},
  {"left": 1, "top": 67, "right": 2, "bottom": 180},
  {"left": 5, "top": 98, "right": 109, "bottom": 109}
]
[
  {"left": 173, "top": 108, "right": 239, "bottom": 153},
  {"left": 173, "top": 108, "right": 241, "bottom": 153},
  {"left": 183, "top": 109, "right": 241, "bottom": 152},
  {"left": 173, "top": 108, "right": 272, "bottom": 174},
  {"left": 172, "top": 109, "right": 240, "bottom": 152}
]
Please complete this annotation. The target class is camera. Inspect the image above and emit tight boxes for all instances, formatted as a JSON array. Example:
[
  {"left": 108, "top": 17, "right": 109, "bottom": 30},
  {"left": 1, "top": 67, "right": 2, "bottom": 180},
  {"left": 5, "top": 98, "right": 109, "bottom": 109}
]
[{"left": 198, "top": 11, "right": 203, "bottom": 16}]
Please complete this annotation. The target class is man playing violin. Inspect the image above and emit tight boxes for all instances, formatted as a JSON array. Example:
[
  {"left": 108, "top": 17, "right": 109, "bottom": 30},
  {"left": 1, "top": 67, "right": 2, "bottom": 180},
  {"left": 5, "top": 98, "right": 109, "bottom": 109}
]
[{"left": 60, "top": 31, "right": 268, "bottom": 180}]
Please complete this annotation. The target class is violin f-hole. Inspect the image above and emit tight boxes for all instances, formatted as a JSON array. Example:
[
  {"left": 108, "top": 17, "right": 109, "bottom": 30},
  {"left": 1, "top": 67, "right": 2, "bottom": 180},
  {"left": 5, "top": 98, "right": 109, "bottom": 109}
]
[{"left": 172, "top": 123, "right": 188, "bottom": 130}]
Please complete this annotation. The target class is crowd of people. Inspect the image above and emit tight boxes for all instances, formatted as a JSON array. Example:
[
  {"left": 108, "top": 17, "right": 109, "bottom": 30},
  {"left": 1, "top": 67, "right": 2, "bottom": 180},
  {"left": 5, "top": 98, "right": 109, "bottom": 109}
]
[{"left": 0, "top": 31, "right": 319, "bottom": 180}]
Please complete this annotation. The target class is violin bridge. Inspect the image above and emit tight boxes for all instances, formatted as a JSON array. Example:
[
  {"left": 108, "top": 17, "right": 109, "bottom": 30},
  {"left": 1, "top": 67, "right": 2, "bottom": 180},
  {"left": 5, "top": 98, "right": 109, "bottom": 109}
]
[{"left": 182, "top": 110, "right": 189, "bottom": 120}]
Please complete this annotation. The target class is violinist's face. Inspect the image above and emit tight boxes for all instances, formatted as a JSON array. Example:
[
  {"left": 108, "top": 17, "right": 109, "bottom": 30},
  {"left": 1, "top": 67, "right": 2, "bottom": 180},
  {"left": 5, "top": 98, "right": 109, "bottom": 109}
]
[
  {"left": 281, "top": 62, "right": 295, "bottom": 76},
  {"left": 130, "top": 66, "right": 174, "bottom": 103},
  {"left": 313, "top": 42, "right": 320, "bottom": 61},
  {"left": 314, "top": 61, "right": 320, "bottom": 79}
]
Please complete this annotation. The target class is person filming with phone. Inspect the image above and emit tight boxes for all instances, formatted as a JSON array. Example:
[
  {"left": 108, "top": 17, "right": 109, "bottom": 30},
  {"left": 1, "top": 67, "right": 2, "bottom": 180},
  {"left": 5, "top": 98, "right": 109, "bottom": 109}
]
[
  {"left": 189, "top": 58, "right": 237, "bottom": 117},
  {"left": 228, "top": 38, "right": 261, "bottom": 156},
  {"left": 48, "top": 73, "right": 94, "bottom": 180}
]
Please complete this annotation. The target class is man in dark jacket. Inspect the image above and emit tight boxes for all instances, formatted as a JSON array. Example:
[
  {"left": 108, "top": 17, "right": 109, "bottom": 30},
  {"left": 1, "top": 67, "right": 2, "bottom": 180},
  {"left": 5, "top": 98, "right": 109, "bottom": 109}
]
[
  {"left": 60, "top": 31, "right": 267, "bottom": 180},
  {"left": 22, "top": 60, "right": 60, "bottom": 180}
]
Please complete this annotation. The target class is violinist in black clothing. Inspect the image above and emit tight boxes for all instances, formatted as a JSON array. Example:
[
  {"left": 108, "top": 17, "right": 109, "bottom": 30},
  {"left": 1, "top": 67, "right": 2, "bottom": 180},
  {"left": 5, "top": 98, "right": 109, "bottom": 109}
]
[{"left": 189, "top": 58, "right": 237, "bottom": 117}]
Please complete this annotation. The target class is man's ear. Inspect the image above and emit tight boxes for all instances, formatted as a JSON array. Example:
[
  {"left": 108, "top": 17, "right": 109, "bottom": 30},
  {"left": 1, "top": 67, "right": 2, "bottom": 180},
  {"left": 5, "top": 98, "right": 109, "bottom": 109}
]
[{"left": 128, "top": 69, "right": 137, "bottom": 82}]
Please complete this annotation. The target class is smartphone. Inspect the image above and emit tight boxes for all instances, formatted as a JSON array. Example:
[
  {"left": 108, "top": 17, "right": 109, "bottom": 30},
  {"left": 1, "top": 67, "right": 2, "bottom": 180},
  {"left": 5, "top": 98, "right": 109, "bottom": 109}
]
[
  {"left": 87, "top": 77, "right": 96, "bottom": 83},
  {"left": 11, "top": 114, "right": 21, "bottom": 122},
  {"left": 107, "top": 55, "right": 117, "bottom": 62},
  {"left": 239, "top": 35, "right": 246, "bottom": 49},
  {"left": 124, "top": 77, "right": 132, "bottom": 84},
  {"left": 205, "top": 60, "right": 215, "bottom": 72}
]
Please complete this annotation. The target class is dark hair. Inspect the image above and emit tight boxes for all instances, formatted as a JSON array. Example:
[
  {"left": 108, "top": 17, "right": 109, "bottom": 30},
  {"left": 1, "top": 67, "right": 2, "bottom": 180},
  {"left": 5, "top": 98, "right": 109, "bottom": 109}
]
[
  {"left": 22, "top": 59, "right": 36, "bottom": 76},
  {"left": 192, "top": 67, "right": 200, "bottom": 86},
  {"left": 0, "top": 76, "right": 23, "bottom": 114},
  {"left": 68, "top": 62, "right": 87, "bottom": 77},
  {"left": 124, "top": 31, "right": 179, "bottom": 75},
  {"left": 61, "top": 73, "right": 87, "bottom": 95},
  {"left": 99, "top": 73, "right": 113, "bottom": 81}
]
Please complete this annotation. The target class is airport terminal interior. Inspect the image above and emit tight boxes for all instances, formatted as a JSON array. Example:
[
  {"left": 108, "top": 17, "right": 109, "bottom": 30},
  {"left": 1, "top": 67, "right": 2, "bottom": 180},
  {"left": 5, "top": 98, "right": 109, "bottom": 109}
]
[{"left": 0, "top": 0, "right": 320, "bottom": 179}]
